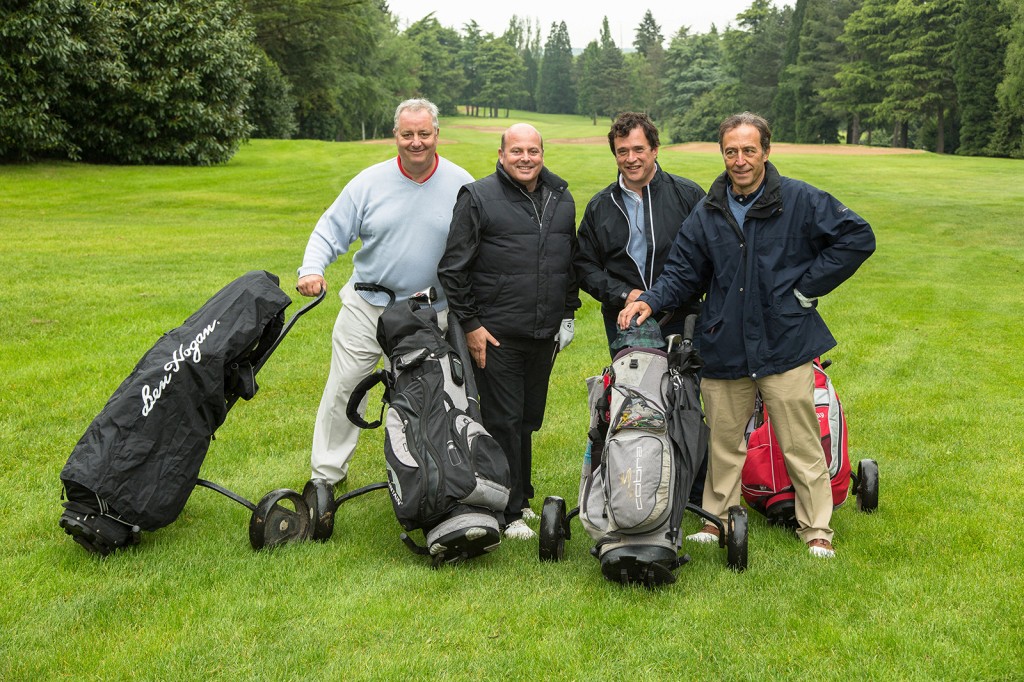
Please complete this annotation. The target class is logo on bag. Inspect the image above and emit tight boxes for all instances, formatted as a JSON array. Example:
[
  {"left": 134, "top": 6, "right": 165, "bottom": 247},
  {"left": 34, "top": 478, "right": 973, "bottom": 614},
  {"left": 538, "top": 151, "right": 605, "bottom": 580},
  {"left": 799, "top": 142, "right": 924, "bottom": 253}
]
[
  {"left": 386, "top": 462, "right": 403, "bottom": 504},
  {"left": 634, "top": 446, "right": 643, "bottom": 510},
  {"left": 141, "top": 320, "right": 219, "bottom": 416},
  {"left": 616, "top": 446, "right": 645, "bottom": 511}
]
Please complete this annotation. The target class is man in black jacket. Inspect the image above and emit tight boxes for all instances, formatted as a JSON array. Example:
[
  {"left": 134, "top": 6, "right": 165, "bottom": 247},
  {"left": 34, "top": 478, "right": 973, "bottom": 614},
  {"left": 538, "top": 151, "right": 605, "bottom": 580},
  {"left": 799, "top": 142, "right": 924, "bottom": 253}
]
[
  {"left": 438, "top": 123, "right": 580, "bottom": 540},
  {"left": 620, "top": 112, "right": 875, "bottom": 558},
  {"left": 575, "top": 112, "right": 705, "bottom": 354}
]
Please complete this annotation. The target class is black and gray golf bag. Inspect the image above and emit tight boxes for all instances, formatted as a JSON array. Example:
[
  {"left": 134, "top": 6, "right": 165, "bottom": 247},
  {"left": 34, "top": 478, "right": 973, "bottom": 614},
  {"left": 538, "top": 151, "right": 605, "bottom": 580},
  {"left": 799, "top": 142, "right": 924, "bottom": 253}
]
[
  {"left": 345, "top": 284, "right": 511, "bottom": 566},
  {"left": 60, "top": 271, "right": 324, "bottom": 556},
  {"left": 580, "top": 326, "right": 707, "bottom": 584},
  {"left": 540, "top": 316, "right": 748, "bottom": 586}
]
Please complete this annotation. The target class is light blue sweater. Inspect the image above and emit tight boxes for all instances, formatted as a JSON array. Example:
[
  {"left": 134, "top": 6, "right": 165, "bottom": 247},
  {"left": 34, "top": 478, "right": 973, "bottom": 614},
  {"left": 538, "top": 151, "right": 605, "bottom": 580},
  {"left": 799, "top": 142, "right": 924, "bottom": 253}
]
[{"left": 298, "top": 155, "right": 472, "bottom": 306}]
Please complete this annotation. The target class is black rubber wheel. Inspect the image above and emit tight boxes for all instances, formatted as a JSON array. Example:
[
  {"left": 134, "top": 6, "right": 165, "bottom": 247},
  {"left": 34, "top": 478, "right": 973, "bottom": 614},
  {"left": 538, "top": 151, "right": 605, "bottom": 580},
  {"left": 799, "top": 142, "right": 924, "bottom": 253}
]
[
  {"left": 249, "top": 489, "right": 312, "bottom": 550},
  {"left": 856, "top": 459, "right": 879, "bottom": 513},
  {"left": 539, "top": 496, "right": 567, "bottom": 562},
  {"left": 726, "top": 505, "right": 748, "bottom": 572},
  {"left": 303, "top": 478, "right": 336, "bottom": 541}
]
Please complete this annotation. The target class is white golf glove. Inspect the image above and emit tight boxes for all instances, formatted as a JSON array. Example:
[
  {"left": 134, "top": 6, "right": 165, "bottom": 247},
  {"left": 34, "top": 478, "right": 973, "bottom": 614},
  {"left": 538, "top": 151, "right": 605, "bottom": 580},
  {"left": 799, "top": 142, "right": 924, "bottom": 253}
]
[
  {"left": 556, "top": 318, "right": 575, "bottom": 351},
  {"left": 794, "top": 288, "right": 817, "bottom": 308}
]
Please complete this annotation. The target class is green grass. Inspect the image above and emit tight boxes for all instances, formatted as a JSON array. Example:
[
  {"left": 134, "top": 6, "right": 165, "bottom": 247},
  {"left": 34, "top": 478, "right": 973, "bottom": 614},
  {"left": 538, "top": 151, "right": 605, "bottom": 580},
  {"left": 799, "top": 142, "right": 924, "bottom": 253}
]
[{"left": 2, "top": 110, "right": 1022, "bottom": 680}]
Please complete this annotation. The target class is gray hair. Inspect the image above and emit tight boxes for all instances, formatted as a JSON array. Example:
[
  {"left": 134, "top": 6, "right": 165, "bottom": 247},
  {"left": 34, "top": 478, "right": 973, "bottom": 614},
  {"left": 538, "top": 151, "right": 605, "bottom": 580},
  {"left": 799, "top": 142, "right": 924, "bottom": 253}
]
[
  {"left": 394, "top": 99, "right": 440, "bottom": 132},
  {"left": 718, "top": 112, "right": 772, "bottom": 152}
]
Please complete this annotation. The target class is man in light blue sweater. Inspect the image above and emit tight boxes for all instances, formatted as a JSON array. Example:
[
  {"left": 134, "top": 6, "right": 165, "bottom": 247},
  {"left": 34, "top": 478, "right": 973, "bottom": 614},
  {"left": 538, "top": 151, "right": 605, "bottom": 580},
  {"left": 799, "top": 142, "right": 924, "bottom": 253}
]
[{"left": 296, "top": 99, "right": 473, "bottom": 486}]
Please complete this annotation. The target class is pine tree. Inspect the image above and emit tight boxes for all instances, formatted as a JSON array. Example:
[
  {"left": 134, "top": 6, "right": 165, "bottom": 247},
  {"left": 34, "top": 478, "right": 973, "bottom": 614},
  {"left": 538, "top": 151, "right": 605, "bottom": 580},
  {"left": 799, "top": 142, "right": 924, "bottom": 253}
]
[
  {"left": 405, "top": 15, "right": 466, "bottom": 116},
  {"left": 988, "top": 0, "right": 1024, "bottom": 157},
  {"left": 537, "top": 22, "right": 576, "bottom": 114},
  {"left": 775, "top": 0, "right": 861, "bottom": 143},
  {"left": 592, "top": 17, "right": 631, "bottom": 120},
  {"left": 575, "top": 41, "right": 602, "bottom": 123},
  {"left": 954, "top": 0, "right": 1011, "bottom": 155},
  {"left": 503, "top": 16, "right": 541, "bottom": 110},
  {"left": 630, "top": 10, "right": 666, "bottom": 117},
  {"left": 633, "top": 10, "right": 664, "bottom": 57},
  {"left": 660, "top": 26, "right": 730, "bottom": 143},
  {"left": 476, "top": 38, "right": 526, "bottom": 118},
  {"left": 883, "top": 0, "right": 963, "bottom": 153},
  {"left": 720, "top": 0, "right": 790, "bottom": 119},
  {"left": 825, "top": 0, "right": 897, "bottom": 145}
]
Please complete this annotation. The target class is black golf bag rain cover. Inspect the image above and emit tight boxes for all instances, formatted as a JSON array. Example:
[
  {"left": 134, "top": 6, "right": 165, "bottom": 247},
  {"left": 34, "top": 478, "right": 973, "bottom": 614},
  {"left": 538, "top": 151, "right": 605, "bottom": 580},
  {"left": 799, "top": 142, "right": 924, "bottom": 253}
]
[
  {"left": 350, "top": 294, "right": 510, "bottom": 562},
  {"left": 61, "top": 270, "right": 292, "bottom": 532},
  {"left": 579, "top": 326, "right": 708, "bottom": 586}
]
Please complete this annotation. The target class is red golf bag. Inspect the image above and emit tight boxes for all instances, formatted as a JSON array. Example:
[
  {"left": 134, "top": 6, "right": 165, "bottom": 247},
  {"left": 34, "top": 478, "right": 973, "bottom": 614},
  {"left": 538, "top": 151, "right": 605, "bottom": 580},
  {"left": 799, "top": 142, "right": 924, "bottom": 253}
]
[{"left": 741, "top": 359, "right": 851, "bottom": 527}]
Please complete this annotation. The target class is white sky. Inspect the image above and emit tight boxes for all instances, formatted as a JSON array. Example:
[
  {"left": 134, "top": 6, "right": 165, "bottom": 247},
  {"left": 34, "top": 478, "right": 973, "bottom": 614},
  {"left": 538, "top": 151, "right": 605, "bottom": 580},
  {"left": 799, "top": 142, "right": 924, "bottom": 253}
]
[{"left": 385, "top": 0, "right": 793, "bottom": 49}]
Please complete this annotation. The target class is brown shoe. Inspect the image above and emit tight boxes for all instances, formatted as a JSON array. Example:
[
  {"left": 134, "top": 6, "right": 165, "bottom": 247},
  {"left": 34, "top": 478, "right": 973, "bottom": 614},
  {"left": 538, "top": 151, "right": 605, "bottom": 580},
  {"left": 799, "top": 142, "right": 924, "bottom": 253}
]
[
  {"left": 686, "top": 522, "right": 720, "bottom": 544},
  {"left": 807, "top": 538, "right": 836, "bottom": 558}
]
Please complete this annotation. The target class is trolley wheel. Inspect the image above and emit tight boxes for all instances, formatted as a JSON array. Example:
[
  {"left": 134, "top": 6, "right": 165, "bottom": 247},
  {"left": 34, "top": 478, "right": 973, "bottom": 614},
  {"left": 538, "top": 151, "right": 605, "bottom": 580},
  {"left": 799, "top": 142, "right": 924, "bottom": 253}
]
[
  {"left": 856, "top": 459, "right": 879, "bottom": 513},
  {"left": 303, "top": 478, "right": 335, "bottom": 541},
  {"left": 539, "top": 496, "right": 567, "bottom": 562},
  {"left": 726, "top": 505, "right": 748, "bottom": 572},
  {"left": 249, "top": 489, "right": 312, "bottom": 550}
]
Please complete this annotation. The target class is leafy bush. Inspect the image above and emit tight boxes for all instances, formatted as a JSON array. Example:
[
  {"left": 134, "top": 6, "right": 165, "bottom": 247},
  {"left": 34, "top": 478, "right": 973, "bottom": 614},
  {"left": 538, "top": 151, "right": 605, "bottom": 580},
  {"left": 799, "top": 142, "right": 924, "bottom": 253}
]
[
  {"left": 1, "top": 0, "right": 258, "bottom": 165},
  {"left": 246, "top": 49, "right": 297, "bottom": 139},
  {"left": 0, "top": 0, "right": 93, "bottom": 161}
]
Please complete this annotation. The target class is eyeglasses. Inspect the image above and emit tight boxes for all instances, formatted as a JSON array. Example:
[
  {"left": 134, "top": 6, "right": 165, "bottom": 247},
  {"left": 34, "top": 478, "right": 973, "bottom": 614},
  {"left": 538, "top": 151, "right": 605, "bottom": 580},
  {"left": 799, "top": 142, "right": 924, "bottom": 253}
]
[{"left": 615, "top": 146, "right": 651, "bottom": 159}]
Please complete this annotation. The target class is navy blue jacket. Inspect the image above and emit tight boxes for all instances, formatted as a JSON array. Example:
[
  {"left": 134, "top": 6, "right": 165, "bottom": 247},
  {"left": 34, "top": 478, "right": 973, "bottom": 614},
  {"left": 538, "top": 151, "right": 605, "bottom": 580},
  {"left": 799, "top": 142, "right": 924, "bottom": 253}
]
[{"left": 641, "top": 162, "right": 875, "bottom": 380}]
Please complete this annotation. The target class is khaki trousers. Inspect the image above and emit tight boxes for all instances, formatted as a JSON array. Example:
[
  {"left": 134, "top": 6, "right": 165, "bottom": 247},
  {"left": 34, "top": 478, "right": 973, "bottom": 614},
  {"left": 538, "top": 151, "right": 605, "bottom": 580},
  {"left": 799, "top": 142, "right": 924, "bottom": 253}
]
[
  {"left": 700, "top": 362, "right": 834, "bottom": 543},
  {"left": 310, "top": 281, "right": 447, "bottom": 484}
]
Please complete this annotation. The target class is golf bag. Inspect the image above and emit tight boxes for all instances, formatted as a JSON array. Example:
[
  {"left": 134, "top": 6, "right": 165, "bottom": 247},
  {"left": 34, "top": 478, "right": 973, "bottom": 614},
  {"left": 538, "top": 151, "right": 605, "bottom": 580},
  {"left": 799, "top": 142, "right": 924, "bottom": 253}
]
[
  {"left": 578, "top": 318, "right": 709, "bottom": 585},
  {"left": 347, "top": 284, "right": 510, "bottom": 564},
  {"left": 60, "top": 271, "right": 295, "bottom": 554},
  {"left": 741, "top": 358, "right": 851, "bottom": 527}
]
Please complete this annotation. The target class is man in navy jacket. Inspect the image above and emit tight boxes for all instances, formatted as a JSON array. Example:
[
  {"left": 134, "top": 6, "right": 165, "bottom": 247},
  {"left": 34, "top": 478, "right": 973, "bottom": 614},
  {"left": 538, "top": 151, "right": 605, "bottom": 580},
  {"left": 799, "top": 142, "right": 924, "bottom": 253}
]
[{"left": 619, "top": 112, "right": 875, "bottom": 558}]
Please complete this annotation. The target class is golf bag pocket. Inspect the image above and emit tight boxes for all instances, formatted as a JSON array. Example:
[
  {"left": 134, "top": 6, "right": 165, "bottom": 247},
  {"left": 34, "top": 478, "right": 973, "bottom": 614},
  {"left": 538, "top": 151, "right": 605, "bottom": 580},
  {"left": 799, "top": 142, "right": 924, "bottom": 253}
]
[
  {"left": 383, "top": 379, "right": 448, "bottom": 531},
  {"left": 602, "top": 385, "right": 672, "bottom": 535},
  {"left": 451, "top": 413, "right": 509, "bottom": 511},
  {"left": 579, "top": 375, "right": 611, "bottom": 539},
  {"left": 382, "top": 373, "right": 509, "bottom": 533}
]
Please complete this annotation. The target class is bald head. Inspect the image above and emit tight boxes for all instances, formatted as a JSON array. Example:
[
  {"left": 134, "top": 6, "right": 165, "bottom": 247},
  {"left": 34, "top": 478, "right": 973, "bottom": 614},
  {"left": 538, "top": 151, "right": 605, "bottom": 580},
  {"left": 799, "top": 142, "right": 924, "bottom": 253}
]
[
  {"left": 500, "top": 123, "right": 543, "bottom": 152},
  {"left": 499, "top": 123, "right": 545, "bottom": 191}
]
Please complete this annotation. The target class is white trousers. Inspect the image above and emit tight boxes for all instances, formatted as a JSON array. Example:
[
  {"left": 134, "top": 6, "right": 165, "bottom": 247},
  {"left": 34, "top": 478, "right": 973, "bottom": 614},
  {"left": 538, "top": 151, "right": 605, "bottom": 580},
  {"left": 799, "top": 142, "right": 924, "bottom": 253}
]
[{"left": 310, "top": 281, "right": 447, "bottom": 484}]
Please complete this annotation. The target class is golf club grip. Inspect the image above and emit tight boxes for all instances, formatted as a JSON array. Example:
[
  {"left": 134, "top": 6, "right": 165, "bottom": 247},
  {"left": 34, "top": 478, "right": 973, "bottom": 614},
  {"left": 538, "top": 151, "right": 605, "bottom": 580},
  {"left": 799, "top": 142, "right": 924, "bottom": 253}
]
[{"left": 683, "top": 314, "right": 697, "bottom": 343}]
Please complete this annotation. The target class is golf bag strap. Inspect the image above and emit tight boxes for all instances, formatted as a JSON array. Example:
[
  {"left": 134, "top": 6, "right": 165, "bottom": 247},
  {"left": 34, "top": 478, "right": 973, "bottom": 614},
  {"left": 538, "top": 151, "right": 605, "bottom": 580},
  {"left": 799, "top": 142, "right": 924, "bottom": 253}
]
[
  {"left": 346, "top": 369, "right": 389, "bottom": 429},
  {"left": 665, "top": 371, "right": 698, "bottom": 543}
]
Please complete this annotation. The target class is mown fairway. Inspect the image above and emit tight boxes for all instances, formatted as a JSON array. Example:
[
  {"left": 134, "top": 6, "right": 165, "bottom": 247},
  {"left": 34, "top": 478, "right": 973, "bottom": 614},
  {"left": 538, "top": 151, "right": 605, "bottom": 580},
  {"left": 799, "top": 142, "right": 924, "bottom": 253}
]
[{"left": 2, "top": 112, "right": 1021, "bottom": 680}]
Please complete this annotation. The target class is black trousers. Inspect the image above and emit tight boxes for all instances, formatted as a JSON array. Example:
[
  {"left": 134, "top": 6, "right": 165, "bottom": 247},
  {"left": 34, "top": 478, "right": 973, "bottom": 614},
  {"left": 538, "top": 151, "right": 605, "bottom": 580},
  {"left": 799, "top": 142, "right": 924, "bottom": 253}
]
[{"left": 474, "top": 336, "right": 556, "bottom": 523}]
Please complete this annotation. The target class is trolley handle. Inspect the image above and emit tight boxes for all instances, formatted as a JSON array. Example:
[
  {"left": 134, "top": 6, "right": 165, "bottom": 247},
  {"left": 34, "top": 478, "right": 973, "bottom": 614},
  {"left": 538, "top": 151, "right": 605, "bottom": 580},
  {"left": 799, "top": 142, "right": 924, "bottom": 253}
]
[
  {"left": 353, "top": 282, "right": 397, "bottom": 309},
  {"left": 251, "top": 287, "right": 326, "bottom": 377}
]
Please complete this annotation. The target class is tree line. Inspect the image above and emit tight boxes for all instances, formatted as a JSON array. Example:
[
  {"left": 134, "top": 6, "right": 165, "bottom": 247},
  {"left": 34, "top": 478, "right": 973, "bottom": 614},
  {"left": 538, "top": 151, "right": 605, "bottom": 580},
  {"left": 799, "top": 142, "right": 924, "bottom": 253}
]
[{"left": 2, "top": 0, "right": 1022, "bottom": 164}]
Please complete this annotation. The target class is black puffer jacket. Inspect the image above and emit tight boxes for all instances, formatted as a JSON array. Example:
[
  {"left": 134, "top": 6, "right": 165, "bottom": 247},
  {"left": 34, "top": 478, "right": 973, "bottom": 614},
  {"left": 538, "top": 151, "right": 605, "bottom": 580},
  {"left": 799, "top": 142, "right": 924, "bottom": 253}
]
[
  {"left": 439, "top": 162, "right": 580, "bottom": 340},
  {"left": 641, "top": 162, "right": 875, "bottom": 380},
  {"left": 575, "top": 165, "right": 705, "bottom": 318}
]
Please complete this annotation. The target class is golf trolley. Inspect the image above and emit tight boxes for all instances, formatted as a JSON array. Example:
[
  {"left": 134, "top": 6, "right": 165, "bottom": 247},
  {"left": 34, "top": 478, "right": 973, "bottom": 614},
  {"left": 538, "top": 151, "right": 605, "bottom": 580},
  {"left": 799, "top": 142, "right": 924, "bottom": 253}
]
[
  {"left": 539, "top": 498, "right": 749, "bottom": 576},
  {"left": 539, "top": 317, "right": 748, "bottom": 587},
  {"left": 301, "top": 283, "right": 510, "bottom": 567},
  {"left": 60, "top": 272, "right": 327, "bottom": 555},
  {"left": 741, "top": 357, "right": 879, "bottom": 527}
]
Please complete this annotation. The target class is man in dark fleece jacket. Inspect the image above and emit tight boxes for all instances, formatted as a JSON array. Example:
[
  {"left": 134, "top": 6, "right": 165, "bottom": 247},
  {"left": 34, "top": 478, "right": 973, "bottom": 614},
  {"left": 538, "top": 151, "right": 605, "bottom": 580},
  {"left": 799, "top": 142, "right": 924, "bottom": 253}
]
[
  {"left": 438, "top": 123, "right": 580, "bottom": 541},
  {"left": 575, "top": 111, "right": 705, "bottom": 355},
  {"left": 619, "top": 112, "right": 875, "bottom": 559}
]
